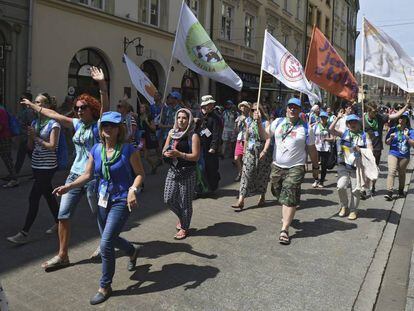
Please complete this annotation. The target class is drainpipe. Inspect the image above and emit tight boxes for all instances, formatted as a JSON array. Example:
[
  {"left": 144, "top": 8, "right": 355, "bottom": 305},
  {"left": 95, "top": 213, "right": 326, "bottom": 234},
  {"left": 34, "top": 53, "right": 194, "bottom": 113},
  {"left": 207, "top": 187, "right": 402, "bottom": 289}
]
[{"left": 26, "top": 0, "right": 34, "bottom": 93}]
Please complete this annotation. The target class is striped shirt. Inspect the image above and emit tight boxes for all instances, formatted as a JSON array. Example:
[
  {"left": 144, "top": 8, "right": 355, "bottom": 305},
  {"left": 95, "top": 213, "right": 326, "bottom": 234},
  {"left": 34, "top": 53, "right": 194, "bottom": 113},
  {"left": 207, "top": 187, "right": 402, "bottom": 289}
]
[{"left": 31, "top": 119, "right": 60, "bottom": 170}]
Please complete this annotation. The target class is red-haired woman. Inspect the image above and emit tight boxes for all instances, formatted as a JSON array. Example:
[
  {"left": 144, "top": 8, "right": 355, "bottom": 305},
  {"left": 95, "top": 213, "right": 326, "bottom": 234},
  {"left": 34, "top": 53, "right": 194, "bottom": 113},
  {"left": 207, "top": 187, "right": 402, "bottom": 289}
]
[{"left": 21, "top": 67, "right": 109, "bottom": 269}]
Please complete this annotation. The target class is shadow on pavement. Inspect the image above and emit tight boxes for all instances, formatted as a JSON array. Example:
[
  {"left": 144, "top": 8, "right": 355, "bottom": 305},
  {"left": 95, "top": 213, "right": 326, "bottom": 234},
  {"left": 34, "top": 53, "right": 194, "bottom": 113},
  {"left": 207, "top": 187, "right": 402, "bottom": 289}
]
[
  {"left": 302, "top": 188, "right": 334, "bottom": 195},
  {"left": 290, "top": 218, "right": 357, "bottom": 239},
  {"left": 0, "top": 160, "right": 240, "bottom": 276},
  {"left": 133, "top": 241, "right": 217, "bottom": 260},
  {"left": 299, "top": 198, "right": 338, "bottom": 209},
  {"left": 358, "top": 208, "right": 400, "bottom": 224},
  {"left": 235, "top": 201, "right": 275, "bottom": 212},
  {"left": 112, "top": 263, "right": 219, "bottom": 296},
  {"left": 189, "top": 222, "right": 256, "bottom": 237}
]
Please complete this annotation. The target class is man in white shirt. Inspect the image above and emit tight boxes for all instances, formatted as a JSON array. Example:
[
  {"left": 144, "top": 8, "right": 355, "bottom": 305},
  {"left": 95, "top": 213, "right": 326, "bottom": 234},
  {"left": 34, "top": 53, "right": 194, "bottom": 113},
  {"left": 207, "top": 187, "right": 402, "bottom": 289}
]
[{"left": 265, "top": 97, "right": 319, "bottom": 245}]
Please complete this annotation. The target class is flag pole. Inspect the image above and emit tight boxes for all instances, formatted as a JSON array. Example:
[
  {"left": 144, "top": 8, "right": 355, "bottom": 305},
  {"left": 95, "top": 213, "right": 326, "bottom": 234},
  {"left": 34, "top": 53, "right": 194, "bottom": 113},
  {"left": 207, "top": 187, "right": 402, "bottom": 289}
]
[
  {"left": 361, "top": 17, "right": 366, "bottom": 131},
  {"left": 162, "top": 0, "right": 185, "bottom": 104},
  {"left": 256, "top": 30, "right": 267, "bottom": 109}
]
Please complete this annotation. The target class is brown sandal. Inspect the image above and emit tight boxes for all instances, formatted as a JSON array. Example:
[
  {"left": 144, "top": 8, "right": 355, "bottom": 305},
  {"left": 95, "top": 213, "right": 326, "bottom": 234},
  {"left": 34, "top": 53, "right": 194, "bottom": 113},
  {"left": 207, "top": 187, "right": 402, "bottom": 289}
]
[{"left": 231, "top": 202, "right": 244, "bottom": 210}]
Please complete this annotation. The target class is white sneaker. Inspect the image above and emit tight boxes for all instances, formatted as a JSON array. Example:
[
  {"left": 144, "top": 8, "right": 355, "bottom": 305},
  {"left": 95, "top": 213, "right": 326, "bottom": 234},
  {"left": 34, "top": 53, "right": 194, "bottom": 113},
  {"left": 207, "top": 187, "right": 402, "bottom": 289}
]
[
  {"left": 45, "top": 223, "right": 58, "bottom": 234},
  {"left": 312, "top": 180, "right": 319, "bottom": 188},
  {"left": 7, "top": 232, "right": 28, "bottom": 244}
]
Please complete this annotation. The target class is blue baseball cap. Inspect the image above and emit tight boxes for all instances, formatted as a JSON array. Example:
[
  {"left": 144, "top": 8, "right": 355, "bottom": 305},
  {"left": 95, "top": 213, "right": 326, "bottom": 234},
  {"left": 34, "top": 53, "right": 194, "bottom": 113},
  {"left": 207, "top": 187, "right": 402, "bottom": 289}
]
[
  {"left": 287, "top": 97, "right": 302, "bottom": 108},
  {"left": 101, "top": 111, "right": 122, "bottom": 124},
  {"left": 346, "top": 114, "right": 360, "bottom": 122},
  {"left": 169, "top": 91, "right": 182, "bottom": 100},
  {"left": 402, "top": 111, "right": 410, "bottom": 118},
  {"left": 225, "top": 99, "right": 234, "bottom": 105},
  {"left": 320, "top": 111, "right": 329, "bottom": 118}
]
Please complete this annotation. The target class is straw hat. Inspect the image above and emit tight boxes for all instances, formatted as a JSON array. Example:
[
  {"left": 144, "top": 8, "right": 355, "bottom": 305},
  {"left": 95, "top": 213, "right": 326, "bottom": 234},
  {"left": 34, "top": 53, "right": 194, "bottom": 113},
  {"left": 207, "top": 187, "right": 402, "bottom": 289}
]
[{"left": 238, "top": 101, "right": 251, "bottom": 110}]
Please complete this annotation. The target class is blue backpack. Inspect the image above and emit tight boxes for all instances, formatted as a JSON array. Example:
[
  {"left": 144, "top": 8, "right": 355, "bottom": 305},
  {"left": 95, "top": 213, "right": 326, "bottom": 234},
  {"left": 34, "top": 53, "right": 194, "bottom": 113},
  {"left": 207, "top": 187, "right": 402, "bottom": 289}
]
[
  {"left": 4, "top": 108, "right": 20, "bottom": 136},
  {"left": 45, "top": 121, "right": 68, "bottom": 171},
  {"left": 74, "top": 120, "right": 100, "bottom": 148}
]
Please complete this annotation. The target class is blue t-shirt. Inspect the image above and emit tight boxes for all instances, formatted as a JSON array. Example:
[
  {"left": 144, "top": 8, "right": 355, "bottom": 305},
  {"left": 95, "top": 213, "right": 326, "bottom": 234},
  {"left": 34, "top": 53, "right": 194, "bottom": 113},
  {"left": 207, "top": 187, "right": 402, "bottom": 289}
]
[
  {"left": 71, "top": 118, "right": 99, "bottom": 175},
  {"left": 91, "top": 143, "right": 135, "bottom": 202},
  {"left": 386, "top": 126, "right": 414, "bottom": 158}
]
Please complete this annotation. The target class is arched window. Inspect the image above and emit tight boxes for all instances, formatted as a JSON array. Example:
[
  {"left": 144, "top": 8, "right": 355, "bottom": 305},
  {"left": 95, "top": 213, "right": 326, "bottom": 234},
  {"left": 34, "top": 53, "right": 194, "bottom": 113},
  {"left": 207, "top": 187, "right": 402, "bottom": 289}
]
[
  {"left": 141, "top": 60, "right": 159, "bottom": 89},
  {"left": 181, "top": 69, "right": 200, "bottom": 109},
  {"left": 68, "top": 48, "right": 109, "bottom": 99}
]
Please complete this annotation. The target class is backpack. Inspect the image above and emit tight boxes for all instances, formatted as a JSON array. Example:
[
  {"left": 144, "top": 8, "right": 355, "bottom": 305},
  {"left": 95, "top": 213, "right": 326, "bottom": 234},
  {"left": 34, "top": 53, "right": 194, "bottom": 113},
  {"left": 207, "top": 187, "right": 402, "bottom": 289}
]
[
  {"left": 74, "top": 120, "right": 100, "bottom": 147},
  {"left": 274, "top": 117, "right": 309, "bottom": 141},
  {"left": 4, "top": 109, "right": 20, "bottom": 136},
  {"left": 45, "top": 121, "right": 68, "bottom": 170}
]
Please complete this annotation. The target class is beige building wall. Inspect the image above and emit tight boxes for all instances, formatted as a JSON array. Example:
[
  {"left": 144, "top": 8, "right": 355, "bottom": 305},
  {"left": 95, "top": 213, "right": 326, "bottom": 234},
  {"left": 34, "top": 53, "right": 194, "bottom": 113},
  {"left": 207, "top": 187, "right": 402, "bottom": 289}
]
[
  {"left": 30, "top": 0, "right": 211, "bottom": 110},
  {"left": 211, "top": 0, "right": 307, "bottom": 104}
]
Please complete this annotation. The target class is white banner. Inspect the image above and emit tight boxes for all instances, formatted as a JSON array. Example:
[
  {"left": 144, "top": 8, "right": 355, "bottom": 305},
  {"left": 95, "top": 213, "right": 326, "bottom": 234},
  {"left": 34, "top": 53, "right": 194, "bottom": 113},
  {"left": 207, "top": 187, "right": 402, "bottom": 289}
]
[
  {"left": 173, "top": 2, "right": 242, "bottom": 91},
  {"left": 363, "top": 18, "right": 414, "bottom": 93},
  {"left": 124, "top": 54, "right": 158, "bottom": 105},
  {"left": 261, "top": 30, "right": 319, "bottom": 102}
]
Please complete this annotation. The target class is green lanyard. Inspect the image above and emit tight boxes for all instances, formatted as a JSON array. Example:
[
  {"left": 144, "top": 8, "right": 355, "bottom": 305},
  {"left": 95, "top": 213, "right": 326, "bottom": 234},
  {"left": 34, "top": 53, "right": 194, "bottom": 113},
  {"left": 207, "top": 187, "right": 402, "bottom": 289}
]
[
  {"left": 100, "top": 143, "right": 122, "bottom": 181},
  {"left": 36, "top": 117, "right": 51, "bottom": 134},
  {"left": 281, "top": 118, "right": 300, "bottom": 141},
  {"left": 318, "top": 122, "right": 328, "bottom": 134},
  {"left": 365, "top": 114, "right": 378, "bottom": 131},
  {"left": 349, "top": 131, "right": 362, "bottom": 146},
  {"left": 396, "top": 126, "right": 404, "bottom": 142}
]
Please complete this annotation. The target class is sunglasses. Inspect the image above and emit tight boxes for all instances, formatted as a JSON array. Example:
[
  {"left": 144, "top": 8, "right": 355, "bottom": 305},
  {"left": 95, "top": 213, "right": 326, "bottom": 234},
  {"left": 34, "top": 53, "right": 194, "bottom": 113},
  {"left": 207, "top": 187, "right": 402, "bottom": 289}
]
[
  {"left": 287, "top": 105, "right": 299, "bottom": 110},
  {"left": 101, "top": 122, "right": 119, "bottom": 128},
  {"left": 251, "top": 108, "right": 257, "bottom": 112},
  {"left": 74, "top": 105, "right": 89, "bottom": 112}
]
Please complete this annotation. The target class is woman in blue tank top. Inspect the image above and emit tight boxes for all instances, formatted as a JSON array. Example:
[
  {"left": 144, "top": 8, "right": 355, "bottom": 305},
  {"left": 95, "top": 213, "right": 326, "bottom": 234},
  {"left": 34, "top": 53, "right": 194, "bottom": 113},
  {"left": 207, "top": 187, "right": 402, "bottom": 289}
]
[{"left": 53, "top": 111, "right": 145, "bottom": 305}]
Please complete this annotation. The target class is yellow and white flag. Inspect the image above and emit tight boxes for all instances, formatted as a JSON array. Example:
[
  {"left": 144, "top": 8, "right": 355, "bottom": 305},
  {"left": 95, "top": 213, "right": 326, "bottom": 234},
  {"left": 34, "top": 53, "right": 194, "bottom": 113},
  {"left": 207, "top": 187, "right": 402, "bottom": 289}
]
[
  {"left": 173, "top": 2, "right": 242, "bottom": 91},
  {"left": 124, "top": 54, "right": 158, "bottom": 105},
  {"left": 363, "top": 18, "right": 414, "bottom": 92}
]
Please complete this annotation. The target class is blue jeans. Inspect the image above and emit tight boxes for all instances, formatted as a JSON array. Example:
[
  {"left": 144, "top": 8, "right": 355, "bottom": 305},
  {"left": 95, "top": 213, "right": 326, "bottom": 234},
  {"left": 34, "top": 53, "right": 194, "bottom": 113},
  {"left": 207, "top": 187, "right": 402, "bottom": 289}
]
[
  {"left": 58, "top": 172, "right": 97, "bottom": 219},
  {"left": 98, "top": 201, "right": 134, "bottom": 289}
]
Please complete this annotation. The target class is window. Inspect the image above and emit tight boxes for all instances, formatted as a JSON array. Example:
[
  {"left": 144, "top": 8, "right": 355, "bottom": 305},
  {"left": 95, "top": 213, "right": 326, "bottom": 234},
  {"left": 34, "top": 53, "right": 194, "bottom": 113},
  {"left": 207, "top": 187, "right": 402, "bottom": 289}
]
[
  {"left": 267, "top": 25, "right": 275, "bottom": 36},
  {"left": 77, "top": 0, "right": 105, "bottom": 10},
  {"left": 186, "top": 0, "right": 199, "bottom": 17},
  {"left": 294, "top": 39, "right": 300, "bottom": 58},
  {"left": 244, "top": 14, "right": 255, "bottom": 48},
  {"left": 139, "top": 0, "right": 160, "bottom": 27},
  {"left": 307, "top": 5, "right": 314, "bottom": 26},
  {"left": 283, "top": 0, "right": 288, "bottom": 10},
  {"left": 316, "top": 10, "right": 321, "bottom": 29},
  {"left": 296, "top": 0, "right": 302, "bottom": 20},
  {"left": 283, "top": 33, "right": 289, "bottom": 47},
  {"left": 221, "top": 3, "right": 233, "bottom": 40},
  {"left": 68, "top": 49, "right": 110, "bottom": 99},
  {"left": 325, "top": 17, "right": 330, "bottom": 37}
]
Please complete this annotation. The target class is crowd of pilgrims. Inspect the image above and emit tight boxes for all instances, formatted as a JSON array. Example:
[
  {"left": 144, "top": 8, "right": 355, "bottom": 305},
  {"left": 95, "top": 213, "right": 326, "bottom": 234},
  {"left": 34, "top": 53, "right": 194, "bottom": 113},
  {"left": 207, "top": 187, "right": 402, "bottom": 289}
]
[{"left": 0, "top": 66, "right": 413, "bottom": 305}]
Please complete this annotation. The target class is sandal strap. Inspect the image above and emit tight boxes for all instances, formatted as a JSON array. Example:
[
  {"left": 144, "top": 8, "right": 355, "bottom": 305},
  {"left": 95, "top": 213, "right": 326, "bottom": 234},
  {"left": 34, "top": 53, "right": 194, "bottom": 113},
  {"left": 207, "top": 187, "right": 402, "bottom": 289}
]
[{"left": 280, "top": 230, "right": 289, "bottom": 235}]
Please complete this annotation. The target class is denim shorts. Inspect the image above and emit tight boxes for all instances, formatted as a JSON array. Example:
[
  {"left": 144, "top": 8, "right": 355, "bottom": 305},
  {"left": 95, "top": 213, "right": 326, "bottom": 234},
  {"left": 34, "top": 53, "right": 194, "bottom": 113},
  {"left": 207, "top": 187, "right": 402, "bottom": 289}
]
[{"left": 58, "top": 172, "right": 97, "bottom": 220}]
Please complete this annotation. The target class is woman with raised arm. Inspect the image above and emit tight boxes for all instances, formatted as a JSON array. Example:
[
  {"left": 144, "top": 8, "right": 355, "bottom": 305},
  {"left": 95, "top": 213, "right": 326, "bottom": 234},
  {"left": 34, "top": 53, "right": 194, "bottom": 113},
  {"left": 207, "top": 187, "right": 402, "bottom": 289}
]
[
  {"left": 21, "top": 67, "right": 109, "bottom": 269},
  {"left": 384, "top": 111, "right": 414, "bottom": 200},
  {"left": 7, "top": 93, "right": 61, "bottom": 244},
  {"left": 53, "top": 111, "right": 144, "bottom": 305},
  {"left": 163, "top": 108, "right": 200, "bottom": 240}
]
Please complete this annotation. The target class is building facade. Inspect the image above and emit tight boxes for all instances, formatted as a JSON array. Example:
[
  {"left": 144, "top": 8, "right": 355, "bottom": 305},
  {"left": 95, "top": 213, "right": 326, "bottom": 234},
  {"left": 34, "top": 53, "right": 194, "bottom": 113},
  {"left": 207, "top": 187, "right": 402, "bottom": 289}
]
[
  {"left": 211, "top": 0, "right": 308, "bottom": 106},
  {"left": 356, "top": 72, "right": 408, "bottom": 107},
  {"left": 332, "top": 0, "right": 359, "bottom": 72},
  {"left": 28, "top": 0, "right": 213, "bottom": 111},
  {"left": 0, "top": 0, "right": 30, "bottom": 112}
]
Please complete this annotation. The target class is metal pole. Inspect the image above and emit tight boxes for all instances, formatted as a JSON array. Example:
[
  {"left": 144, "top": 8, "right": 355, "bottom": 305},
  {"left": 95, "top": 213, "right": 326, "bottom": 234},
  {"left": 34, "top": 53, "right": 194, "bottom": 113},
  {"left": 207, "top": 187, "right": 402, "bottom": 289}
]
[{"left": 162, "top": 0, "right": 185, "bottom": 104}]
